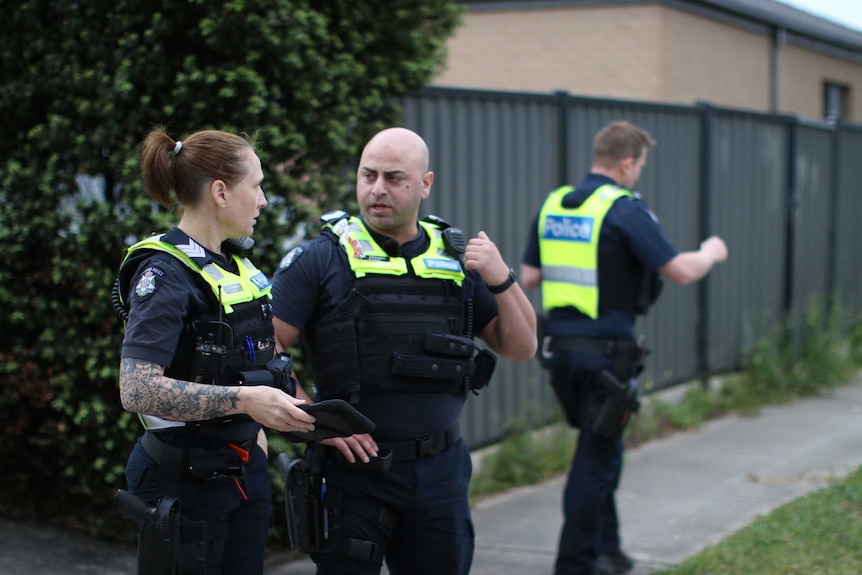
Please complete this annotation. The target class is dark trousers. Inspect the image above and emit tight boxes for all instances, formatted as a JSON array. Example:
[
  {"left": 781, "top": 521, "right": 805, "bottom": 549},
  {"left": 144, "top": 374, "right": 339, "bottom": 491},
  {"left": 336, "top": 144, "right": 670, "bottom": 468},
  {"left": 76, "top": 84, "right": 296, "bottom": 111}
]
[
  {"left": 311, "top": 438, "right": 475, "bottom": 575},
  {"left": 555, "top": 427, "right": 624, "bottom": 575},
  {"left": 548, "top": 351, "right": 629, "bottom": 575},
  {"left": 125, "top": 436, "right": 273, "bottom": 575}
]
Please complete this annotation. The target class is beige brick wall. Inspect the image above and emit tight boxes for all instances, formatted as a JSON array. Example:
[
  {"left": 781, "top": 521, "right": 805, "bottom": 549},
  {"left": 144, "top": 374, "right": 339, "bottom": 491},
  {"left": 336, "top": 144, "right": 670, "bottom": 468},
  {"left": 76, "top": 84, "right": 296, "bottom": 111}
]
[
  {"left": 434, "top": 5, "right": 664, "bottom": 99},
  {"left": 779, "top": 44, "right": 862, "bottom": 120},
  {"left": 659, "top": 8, "right": 771, "bottom": 109},
  {"left": 435, "top": 3, "right": 862, "bottom": 121}
]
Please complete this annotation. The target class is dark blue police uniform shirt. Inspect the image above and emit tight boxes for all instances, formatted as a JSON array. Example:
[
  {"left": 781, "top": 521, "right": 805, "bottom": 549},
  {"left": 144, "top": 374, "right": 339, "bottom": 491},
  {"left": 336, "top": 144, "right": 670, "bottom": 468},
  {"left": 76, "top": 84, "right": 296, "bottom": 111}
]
[
  {"left": 271, "top": 218, "right": 499, "bottom": 442},
  {"left": 522, "top": 174, "right": 678, "bottom": 340},
  {"left": 121, "top": 229, "right": 238, "bottom": 369}
]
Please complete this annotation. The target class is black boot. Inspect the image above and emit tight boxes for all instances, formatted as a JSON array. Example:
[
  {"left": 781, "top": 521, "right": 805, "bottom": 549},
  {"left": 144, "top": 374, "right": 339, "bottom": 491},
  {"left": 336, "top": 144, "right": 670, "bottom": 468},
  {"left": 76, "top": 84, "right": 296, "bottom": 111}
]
[{"left": 595, "top": 551, "right": 634, "bottom": 575}]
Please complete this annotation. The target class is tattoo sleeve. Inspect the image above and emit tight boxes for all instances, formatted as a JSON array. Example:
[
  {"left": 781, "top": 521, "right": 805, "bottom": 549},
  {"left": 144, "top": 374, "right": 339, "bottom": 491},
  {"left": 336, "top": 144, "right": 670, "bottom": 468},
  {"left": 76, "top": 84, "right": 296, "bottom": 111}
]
[{"left": 119, "top": 357, "right": 241, "bottom": 421}]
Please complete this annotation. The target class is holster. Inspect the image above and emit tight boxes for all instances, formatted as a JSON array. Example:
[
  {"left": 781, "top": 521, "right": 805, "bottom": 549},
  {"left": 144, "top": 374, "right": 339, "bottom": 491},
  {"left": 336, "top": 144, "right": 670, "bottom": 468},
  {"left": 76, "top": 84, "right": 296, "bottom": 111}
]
[
  {"left": 467, "top": 349, "right": 497, "bottom": 394},
  {"left": 582, "top": 370, "right": 641, "bottom": 438},
  {"left": 278, "top": 452, "right": 340, "bottom": 555},
  {"left": 114, "top": 490, "right": 213, "bottom": 575},
  {"left": 235, "top": 352, "right": 297, "bottom": 397},
  {"left": 278, "top": 449, "right": 396, "bottom": 564},
  {"left": 279, "top": 453, "right": 313, "bottom": 553},
  {"left": 265, "top": 352, "right": 298, "bottom": 397},
  {"left": 114, "top": 490, "right": 181, "bottom": 575}
]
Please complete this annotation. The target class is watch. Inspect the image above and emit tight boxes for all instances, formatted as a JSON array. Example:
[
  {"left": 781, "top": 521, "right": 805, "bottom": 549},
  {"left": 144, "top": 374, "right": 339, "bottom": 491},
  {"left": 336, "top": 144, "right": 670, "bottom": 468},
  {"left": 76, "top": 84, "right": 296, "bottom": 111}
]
[{"left": 488, "top": 267, "right": 518, "bottom": 294}]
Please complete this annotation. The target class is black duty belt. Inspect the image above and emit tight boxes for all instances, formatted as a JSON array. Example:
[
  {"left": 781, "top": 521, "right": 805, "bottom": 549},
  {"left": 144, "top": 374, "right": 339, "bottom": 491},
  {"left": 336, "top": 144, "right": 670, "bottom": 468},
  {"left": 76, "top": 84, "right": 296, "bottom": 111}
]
[
  {"left": 142, "top": 430, "right": 256, "bottom": 482},
  {"left": 542, "top": 336, "right": 645, "bottom": 362},
  {"left": 377, "top": 423, "right": 461, "bottom": 462}
]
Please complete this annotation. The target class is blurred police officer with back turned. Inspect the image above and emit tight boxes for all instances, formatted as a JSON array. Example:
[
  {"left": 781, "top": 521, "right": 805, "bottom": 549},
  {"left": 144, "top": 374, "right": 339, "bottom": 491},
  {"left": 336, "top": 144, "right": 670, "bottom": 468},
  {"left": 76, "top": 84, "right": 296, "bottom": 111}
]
[{"left": 520, "top": 121, "right": 727, "bottom": 575}]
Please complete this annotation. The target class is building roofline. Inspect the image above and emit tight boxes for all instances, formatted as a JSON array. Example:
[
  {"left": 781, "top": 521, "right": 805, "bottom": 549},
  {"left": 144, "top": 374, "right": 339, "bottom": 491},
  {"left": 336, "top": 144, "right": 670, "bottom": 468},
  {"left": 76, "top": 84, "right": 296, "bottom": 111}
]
[{"left": 461, "top": 0, "right": 862, "bottom": 55}]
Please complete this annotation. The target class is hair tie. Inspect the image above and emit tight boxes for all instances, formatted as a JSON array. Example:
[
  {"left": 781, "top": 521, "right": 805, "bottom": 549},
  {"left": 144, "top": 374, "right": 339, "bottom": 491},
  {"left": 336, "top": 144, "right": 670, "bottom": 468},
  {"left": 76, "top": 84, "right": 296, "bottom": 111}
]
[{"left": 172, "top": 141, "right": 183, "bottom": 156}]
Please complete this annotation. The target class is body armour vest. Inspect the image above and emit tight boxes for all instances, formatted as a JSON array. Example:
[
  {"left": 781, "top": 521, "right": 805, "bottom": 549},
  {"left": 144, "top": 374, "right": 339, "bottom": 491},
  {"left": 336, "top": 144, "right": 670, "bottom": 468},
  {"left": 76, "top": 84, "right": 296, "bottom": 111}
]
[
  {"left": 539, "top": 184, "right": 644, "bottom": 319},
  {"left": 117, "top": 233, "right": 274, "bottom": 434},
  {"left": 308, "top": 216, "right": 474, "bottom": 400}
]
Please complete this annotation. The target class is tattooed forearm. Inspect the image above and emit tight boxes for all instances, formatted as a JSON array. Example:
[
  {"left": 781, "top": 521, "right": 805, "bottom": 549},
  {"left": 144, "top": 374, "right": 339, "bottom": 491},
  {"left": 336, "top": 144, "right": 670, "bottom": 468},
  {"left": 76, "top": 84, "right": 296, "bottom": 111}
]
[{"left": 119, "top": 357, "right": 241, "bottom": 421}]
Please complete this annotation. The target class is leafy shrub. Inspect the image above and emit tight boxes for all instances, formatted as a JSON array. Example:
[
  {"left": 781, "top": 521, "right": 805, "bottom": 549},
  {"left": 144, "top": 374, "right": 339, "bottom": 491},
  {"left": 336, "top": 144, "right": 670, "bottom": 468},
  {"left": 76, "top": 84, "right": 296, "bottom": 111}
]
[{"left": 0, "top": 0, "right": 461, "bottom": 542}]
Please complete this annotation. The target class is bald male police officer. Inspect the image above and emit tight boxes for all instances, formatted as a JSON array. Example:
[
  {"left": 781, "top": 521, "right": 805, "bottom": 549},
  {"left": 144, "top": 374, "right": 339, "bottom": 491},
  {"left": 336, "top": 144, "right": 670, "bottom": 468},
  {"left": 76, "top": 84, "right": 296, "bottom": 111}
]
[{"left": 272, "top": 127, "right": 537, "bottom": 575}]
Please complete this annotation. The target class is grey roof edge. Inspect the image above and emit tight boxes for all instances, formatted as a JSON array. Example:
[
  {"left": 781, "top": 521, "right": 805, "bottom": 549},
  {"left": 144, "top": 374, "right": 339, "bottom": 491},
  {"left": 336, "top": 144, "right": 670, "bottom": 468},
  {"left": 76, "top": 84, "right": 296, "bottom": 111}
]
[
  {"left": 461, "top": 0, "right": 862, "bottom": 54},
  {"left": 698, "top": 0, "right": 862, "bottom": 51}
]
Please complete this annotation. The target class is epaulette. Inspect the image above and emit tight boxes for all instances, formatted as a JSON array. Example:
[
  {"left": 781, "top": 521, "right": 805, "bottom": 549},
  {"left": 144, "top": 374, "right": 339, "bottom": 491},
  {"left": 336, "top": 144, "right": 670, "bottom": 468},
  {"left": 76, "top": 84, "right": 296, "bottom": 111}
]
[
  {"left": 421, "top": 214, "right": 451, "bottom": 230},
  {"left": 320, "top": 210, "right": 350, "bottom": 225}
]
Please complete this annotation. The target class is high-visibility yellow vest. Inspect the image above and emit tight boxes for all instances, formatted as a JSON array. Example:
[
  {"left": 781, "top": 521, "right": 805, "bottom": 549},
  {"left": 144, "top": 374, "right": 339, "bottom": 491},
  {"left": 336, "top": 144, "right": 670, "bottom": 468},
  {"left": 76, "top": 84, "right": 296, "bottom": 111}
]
[
  {"left": 538, "top": 184, "right": 632, "bottom": 319},
  {"left": 121, "top": 235, "right": 272, "bottom": 313},
  {"left": 119, "top": 235, "right": 273, "bottom": 433},
  {"left": 312, "top": 215, "right": 471, "bottom": 398},
  {"left": 326, "top": 216, "right": 465, "bottom": 286}
]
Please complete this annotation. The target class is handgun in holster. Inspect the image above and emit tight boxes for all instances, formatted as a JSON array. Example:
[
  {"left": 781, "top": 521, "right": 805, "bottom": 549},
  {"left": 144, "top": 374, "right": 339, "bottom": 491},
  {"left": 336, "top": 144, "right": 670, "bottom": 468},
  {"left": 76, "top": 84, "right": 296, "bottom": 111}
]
[
  {"left": 114, "top": 489, "right": 182, "bottom": 575},
  {"left": 114, "top": 488, "right": 215, "bottom": 574},
  {"left": 583, "top": 370, "right": 641, "bottom": 438},
  {"left": 278, "top": 452, "right": 340, "bottom": 554}
]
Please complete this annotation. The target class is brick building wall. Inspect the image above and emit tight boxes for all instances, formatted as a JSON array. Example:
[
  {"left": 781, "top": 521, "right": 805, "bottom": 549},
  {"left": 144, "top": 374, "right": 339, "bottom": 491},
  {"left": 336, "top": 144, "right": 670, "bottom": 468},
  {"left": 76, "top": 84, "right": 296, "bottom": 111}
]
[
  {"left": 434, "top": 2, "right": 862, "bottom": 121},
  {"left": 435, "top": 5, "right": 664, "bottom": 98},
  {"left": 659, "top": 8, "right": 771, "bottom": 110},
  {"left": 779, "top": 44, "right": 860, "bottom": 119}
]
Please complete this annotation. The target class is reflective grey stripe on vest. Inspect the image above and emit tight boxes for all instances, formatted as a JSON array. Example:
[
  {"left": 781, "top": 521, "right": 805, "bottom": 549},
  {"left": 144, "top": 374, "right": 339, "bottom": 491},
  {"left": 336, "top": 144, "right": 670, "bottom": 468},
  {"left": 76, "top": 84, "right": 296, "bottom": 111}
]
[{"left": 542, "top": 264, "right": 597, "bottom": 287}]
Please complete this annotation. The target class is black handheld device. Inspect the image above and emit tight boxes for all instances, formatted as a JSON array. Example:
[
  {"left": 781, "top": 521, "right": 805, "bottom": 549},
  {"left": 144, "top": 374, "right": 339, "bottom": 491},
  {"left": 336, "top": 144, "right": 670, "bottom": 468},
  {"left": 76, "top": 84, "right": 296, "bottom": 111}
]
[{"left": 281, "top": 399, "right": 376, "bottom": 443}]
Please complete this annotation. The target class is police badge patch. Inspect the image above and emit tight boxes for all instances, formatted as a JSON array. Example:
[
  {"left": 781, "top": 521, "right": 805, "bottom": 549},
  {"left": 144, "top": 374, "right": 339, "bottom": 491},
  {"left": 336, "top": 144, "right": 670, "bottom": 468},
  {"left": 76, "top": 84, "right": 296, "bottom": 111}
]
[
  {"left": 134, "top": 266, "right": 165, "bottom": 300},
  {"left": 278, "top": 246, "right": 305, "bottom": 270}
]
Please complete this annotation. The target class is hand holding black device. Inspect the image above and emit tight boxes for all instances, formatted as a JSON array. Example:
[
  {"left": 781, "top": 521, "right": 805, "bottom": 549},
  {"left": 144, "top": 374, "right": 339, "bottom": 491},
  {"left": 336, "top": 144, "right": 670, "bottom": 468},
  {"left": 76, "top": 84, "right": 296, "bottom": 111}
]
[{"left": 281, "top": 399, "right": 375, "bottom": 443}]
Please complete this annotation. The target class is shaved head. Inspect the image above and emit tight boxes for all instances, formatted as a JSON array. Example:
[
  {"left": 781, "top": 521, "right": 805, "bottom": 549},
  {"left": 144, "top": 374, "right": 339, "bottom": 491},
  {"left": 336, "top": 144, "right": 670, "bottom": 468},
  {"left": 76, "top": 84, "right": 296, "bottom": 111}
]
[
  {"left": 361, "top": 127, "right": 430, "bottom": 173},
  {"left": 356, "top": 127, "right": 434, "bottom": 244}
]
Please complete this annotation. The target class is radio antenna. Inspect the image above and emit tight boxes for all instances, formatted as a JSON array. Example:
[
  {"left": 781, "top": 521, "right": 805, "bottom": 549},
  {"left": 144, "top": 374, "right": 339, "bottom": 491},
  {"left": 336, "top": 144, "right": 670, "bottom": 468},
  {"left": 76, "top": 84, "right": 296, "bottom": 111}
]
[{"left": 218, "top": 285, "right": 224, "bottom": 343}]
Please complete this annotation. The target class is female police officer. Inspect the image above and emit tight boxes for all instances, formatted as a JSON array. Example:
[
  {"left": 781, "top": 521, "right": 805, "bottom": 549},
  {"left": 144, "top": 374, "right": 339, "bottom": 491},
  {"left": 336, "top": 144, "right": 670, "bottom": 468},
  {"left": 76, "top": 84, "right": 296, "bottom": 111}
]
[{"left": 115, "top": 127, "right": 316, "bottom": 574}]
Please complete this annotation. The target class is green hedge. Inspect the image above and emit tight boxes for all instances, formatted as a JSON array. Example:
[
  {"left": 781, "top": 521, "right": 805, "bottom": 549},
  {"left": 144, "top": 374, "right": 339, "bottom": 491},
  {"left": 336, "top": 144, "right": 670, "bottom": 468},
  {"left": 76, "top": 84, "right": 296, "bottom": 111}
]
[{"left": 0, "top": 0, "right": 461, "bottom": 543}]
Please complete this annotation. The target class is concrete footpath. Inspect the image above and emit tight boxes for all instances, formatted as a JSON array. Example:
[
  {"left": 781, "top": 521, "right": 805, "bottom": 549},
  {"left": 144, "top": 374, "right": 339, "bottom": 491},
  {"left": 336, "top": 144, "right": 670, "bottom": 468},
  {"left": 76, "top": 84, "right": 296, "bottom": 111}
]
[{"left": 2, "top": 377, "right": 861, "bottom": 575}]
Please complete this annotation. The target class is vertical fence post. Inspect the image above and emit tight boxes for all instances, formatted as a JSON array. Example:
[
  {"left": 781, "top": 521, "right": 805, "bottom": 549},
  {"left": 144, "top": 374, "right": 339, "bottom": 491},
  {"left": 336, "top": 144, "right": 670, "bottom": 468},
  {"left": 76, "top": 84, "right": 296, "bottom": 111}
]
[
  {"left": 555, "top": 90, "right": 571, "bottom": 188},
  {"left": 696, "top": 101, "right": 714, "bottom": 389},
  {"left": 825, "top": 122, "right": 840, "bottom": 319},
  {"left": 783, "top": 120, "right": 798, "bottom": 323}
]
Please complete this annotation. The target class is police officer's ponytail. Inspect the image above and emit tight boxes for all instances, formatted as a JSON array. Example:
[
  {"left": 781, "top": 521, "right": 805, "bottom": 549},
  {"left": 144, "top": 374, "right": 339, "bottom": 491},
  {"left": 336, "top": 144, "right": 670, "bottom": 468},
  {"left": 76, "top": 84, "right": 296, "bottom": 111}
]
[
  {"left": 140, "top": 126, "right": 256, "bottom": 210},
  {"left": 141, "top": 127, "right": 182, "bottom": 208}
]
